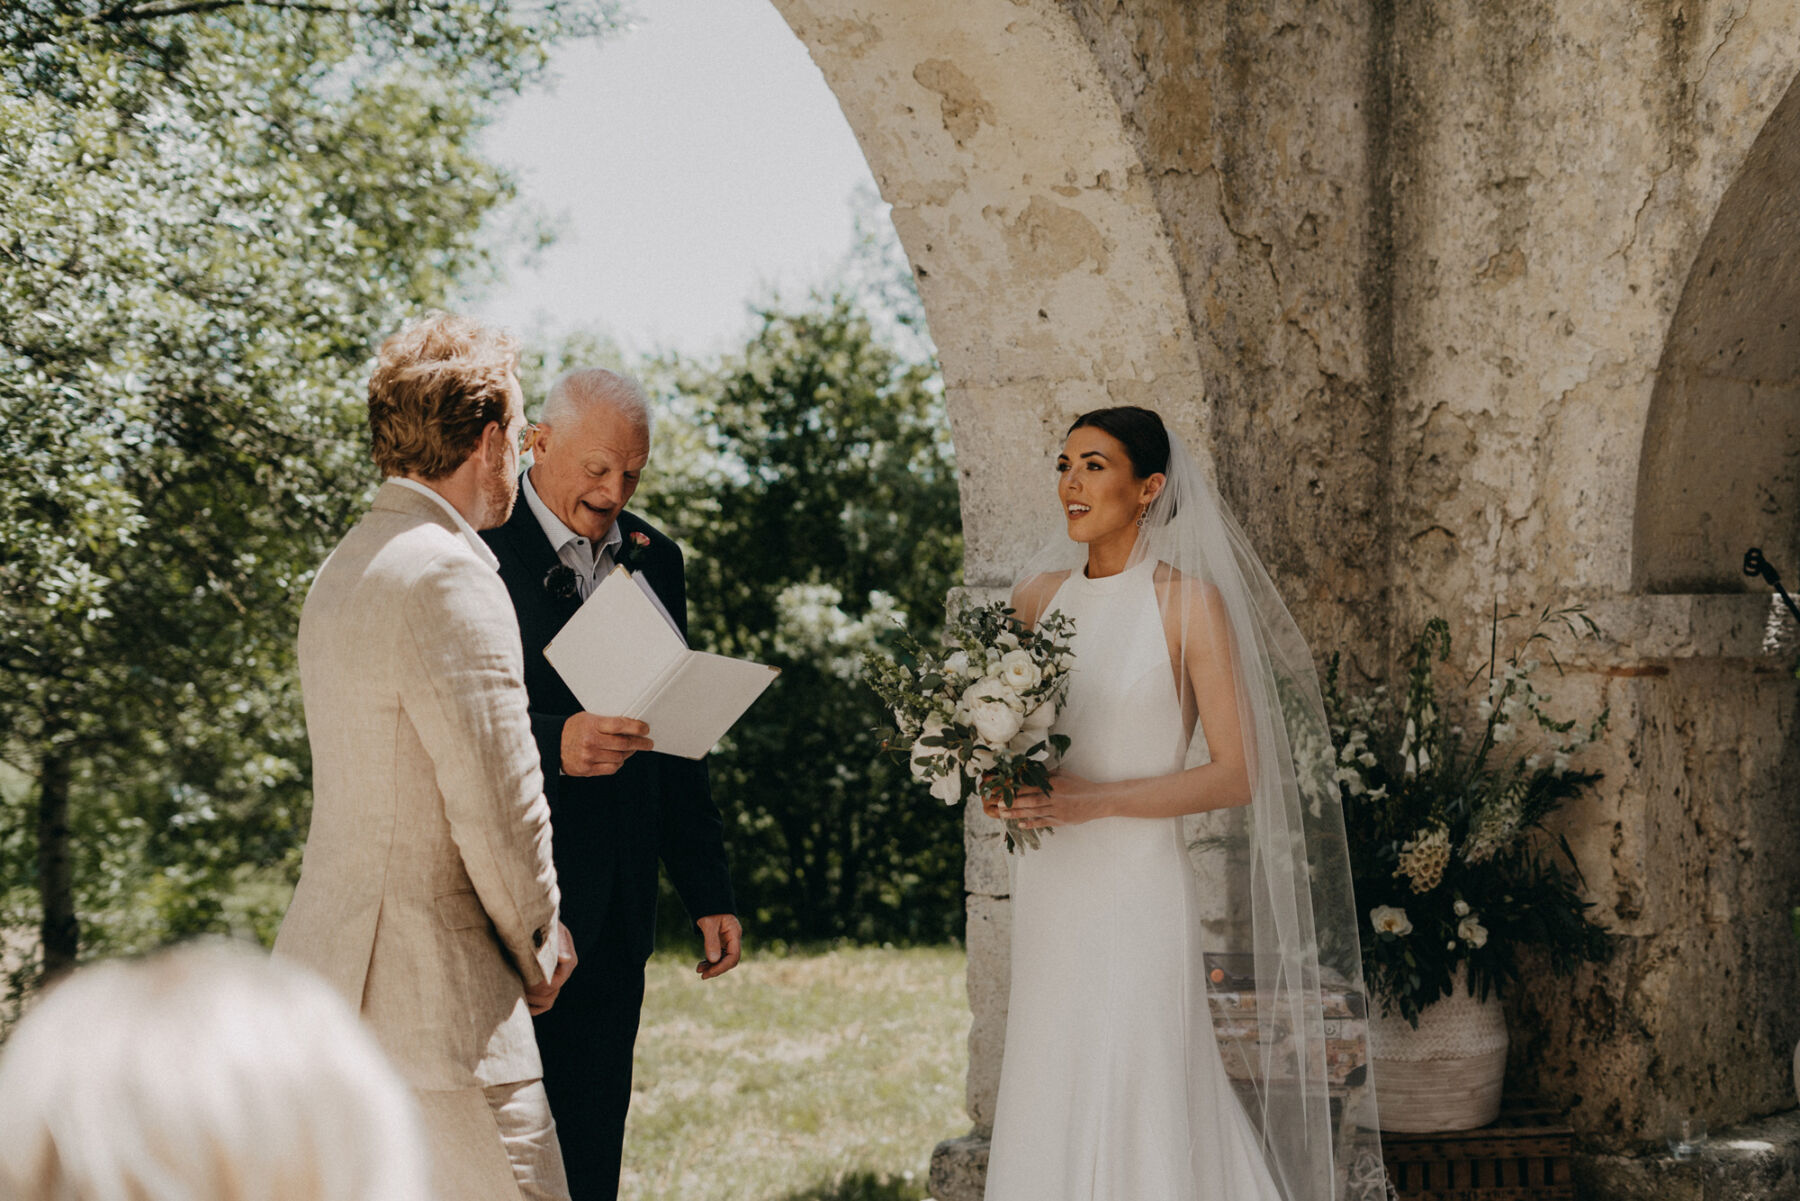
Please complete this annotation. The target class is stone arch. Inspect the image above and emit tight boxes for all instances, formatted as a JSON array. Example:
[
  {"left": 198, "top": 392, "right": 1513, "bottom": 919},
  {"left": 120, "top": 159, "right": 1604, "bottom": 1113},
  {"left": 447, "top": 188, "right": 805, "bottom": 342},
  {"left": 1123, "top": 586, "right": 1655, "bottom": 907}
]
[
  {"left": 1633, "top": 73, "right": 1800, "bottom": 594},
  {"left": 767, "top": 0, "right": 1209, "bottom": 590}
]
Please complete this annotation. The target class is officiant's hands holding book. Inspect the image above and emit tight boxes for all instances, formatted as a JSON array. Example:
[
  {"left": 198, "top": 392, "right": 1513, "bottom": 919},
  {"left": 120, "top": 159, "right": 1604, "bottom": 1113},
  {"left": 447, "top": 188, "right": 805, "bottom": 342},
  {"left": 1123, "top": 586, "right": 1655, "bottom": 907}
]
[{"left": 561, "top": 713, "right": 654, "bottom": 777}]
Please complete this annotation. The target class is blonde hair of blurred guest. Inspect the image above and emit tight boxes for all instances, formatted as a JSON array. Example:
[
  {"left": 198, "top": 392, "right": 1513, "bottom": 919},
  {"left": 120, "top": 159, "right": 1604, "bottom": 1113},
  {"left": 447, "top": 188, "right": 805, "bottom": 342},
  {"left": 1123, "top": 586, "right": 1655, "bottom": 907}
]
[{"left": 0, "top": 939, "right": 430, "bottom": 1201}]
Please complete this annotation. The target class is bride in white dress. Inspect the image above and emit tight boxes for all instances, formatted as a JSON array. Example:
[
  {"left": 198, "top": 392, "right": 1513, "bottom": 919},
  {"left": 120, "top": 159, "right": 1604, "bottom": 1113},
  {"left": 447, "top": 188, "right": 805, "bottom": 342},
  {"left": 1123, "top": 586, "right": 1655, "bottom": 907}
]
[{"left": 981, "top": 407, "right": 1388, "bottom": 1201}]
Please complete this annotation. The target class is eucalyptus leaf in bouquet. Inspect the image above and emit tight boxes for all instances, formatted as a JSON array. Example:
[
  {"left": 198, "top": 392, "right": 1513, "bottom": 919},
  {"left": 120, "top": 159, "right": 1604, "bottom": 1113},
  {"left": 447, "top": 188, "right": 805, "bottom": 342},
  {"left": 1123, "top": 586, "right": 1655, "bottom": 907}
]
[
  {"left": 1326, "top": 604, "right": 1613, "bottom": 1024},
  {"left": 864, "top": 602, "right": 1076, "bottom": 851}
]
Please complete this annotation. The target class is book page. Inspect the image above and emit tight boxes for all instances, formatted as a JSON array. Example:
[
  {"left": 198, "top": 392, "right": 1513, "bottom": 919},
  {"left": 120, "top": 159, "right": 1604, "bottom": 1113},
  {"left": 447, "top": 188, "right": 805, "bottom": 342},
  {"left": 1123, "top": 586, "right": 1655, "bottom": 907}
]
[
  {"left": 638, "top": 652, "right": 780, "bottom": 760},
  {"left": 543, "top": 568, "right": 686, "bottom": 717},
  {"left": 543, "top": 567, "right": 778, "bottom": 758}
]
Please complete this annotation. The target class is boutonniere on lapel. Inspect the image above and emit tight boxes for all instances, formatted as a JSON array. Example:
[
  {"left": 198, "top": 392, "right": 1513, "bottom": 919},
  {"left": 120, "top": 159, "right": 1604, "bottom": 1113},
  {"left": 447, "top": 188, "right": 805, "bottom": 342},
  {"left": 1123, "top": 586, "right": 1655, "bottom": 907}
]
[
  {"left": 616, "top": 529, "right": 653, "bottom": 574},
  {"left": 543, "top": 564, "right": 581, "bottom": 602}
]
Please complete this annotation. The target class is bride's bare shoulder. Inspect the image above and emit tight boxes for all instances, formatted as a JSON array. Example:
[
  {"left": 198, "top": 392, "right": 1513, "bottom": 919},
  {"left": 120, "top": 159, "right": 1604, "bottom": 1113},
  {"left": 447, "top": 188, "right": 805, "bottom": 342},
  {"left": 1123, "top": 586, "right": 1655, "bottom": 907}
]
[
  {"left": 1152, "top": 564, "right": 1228, "bottom": 625},
  {"left": 1010, "top": 570, "right": 1070, "bottom": 629}
]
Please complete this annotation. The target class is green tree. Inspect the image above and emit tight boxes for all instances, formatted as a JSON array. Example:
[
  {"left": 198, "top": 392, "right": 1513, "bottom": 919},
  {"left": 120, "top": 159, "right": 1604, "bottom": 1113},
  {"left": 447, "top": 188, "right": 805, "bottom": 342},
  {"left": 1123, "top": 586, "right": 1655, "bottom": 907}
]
[
  {"left": 638, "top": 297, "right": 964, "bottom": 944},
  {"left": 0, "top": 0, "right": 617, "bottom": 992}
]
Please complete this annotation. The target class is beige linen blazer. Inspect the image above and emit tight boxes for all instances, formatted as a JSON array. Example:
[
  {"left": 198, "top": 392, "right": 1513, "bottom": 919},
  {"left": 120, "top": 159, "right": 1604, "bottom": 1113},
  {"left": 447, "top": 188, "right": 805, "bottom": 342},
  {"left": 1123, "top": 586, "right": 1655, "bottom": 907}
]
[{"left": 275, "top": 482, "right": 561, "bottom": 1092}]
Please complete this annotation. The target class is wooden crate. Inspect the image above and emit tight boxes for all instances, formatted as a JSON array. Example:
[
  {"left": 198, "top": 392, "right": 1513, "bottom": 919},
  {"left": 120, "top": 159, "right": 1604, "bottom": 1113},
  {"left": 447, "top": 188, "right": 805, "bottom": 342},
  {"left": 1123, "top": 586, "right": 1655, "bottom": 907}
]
[{"left": 1381, "top": 1105, "right": 1577, "bottom": 1201}]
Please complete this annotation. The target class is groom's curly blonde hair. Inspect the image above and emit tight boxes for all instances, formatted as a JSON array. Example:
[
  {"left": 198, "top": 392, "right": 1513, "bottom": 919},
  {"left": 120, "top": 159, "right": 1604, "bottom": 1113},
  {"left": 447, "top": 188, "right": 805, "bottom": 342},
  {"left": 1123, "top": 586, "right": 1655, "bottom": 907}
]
[{"left": 368, "top": 312, "right": 519, "bottom": 480}]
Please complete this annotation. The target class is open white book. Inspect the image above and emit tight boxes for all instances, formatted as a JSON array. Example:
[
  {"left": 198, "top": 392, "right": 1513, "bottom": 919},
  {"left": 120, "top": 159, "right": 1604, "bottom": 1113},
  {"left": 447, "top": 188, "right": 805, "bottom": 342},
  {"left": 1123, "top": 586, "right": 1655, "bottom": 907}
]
[{"left": 543, "top": 567, "right": 779, "bottom": 760}]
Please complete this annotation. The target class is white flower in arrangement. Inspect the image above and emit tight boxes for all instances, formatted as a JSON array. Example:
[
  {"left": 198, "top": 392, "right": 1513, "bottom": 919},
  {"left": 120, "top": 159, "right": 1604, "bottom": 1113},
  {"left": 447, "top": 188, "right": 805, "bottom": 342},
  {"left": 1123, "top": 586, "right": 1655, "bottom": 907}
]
[
  {"left": 999, "top": 648, "right": 1042, "bottom": 692},
  {"left": 970, "top": 697, "right": 1025, "bottom": 745},
  {"left": 1370, "top": 905, "right": 1413, "bottom": 936},
  {"left": 969, "top": 745, "right": 998, "bottom": 773},
  {"left": 1457, "top": 914, "right": 1489, "bottom": 948},
  {"left": 1491, "top": 721, "right": 1515, "bottom": 744},
  {"left": 995, "top": 630, "right": 1021, "bottom": 651},
  {"left": 1453, "top": 899, "right": 1470, "bottom": 916},
  {"left": 928, "top": 772, "right": 962, "bottom": 805},
  {"left": 944, "top": 650, "right": 972, "bottom": 679}
]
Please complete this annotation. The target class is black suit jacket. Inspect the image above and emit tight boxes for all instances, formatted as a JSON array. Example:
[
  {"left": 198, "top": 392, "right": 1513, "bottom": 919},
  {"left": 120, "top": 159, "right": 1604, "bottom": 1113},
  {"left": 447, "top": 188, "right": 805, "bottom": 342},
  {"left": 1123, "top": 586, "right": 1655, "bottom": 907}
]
[{"left": 482, "top": 486, "right": 735, "bottom": 963}]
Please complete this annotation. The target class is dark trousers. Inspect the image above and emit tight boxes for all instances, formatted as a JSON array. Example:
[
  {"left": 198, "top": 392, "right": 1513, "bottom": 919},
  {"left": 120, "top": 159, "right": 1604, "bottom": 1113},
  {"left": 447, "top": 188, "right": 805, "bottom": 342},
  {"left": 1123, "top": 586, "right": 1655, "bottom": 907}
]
[{"left": 533, "top": 903, "right": 648, "bottom": 1201}]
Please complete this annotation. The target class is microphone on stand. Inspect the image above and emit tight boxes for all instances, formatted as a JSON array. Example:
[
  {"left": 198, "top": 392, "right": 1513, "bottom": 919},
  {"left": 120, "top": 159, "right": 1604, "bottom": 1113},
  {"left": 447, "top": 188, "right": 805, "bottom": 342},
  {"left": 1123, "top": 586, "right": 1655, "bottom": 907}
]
[{"left": 1743, "top": 548, "right": 1800, "bottom": 627}]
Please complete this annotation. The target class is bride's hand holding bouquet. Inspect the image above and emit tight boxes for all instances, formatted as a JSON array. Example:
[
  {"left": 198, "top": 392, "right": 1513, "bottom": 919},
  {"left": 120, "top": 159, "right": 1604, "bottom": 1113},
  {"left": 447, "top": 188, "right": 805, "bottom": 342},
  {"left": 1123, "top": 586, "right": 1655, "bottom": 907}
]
[{"left": 982, "top": 770, "right": 1110, "bottom": 830}]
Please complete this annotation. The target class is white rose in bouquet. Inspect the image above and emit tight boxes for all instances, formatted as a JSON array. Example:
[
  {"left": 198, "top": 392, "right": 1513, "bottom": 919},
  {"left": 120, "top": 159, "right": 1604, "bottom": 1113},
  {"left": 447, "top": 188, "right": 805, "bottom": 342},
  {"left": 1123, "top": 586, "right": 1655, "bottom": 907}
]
[
  {"left": 965, "top": 673, "right": 1023, "bottom": 711},
  {"left": 999, "top": 648, "right": 1042, "bottom": 693},
  {"left": 944, "top": 649, "right": 972, "bottom": 679},
  {"left": 928, "top": 772, "right": 962, "bottom": 804},
  {"left": 1021, "top": 700, "right": 1056, "bottom": 735},
  {"left": 971, "top": 697, "right": 1024, "bottom": 746}
]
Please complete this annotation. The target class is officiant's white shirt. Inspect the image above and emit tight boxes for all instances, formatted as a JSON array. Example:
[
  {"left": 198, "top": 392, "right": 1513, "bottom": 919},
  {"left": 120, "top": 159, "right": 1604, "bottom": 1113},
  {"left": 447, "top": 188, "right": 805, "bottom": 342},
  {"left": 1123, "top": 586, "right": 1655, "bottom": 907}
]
[
  {"left": 521, "top": 468, "right": 683, "bottom": 642},
  {"left": 389, "top": 477, "right": 500, "bottom": 571}
]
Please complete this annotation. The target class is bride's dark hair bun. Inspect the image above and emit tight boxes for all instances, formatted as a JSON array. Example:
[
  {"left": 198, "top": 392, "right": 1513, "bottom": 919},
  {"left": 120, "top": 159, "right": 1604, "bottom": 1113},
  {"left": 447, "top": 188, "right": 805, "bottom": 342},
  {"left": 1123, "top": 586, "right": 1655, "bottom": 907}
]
[{"left": 1066, "top": 406, "right": 1170, "bottom": 479}]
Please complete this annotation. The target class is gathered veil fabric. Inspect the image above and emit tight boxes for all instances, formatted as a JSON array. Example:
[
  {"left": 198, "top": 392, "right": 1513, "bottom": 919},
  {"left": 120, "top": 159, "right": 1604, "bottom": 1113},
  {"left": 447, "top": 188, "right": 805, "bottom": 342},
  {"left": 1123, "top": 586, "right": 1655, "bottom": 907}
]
[{"left": 985, "top": 428, "right": 1387, "bottom": 1201}]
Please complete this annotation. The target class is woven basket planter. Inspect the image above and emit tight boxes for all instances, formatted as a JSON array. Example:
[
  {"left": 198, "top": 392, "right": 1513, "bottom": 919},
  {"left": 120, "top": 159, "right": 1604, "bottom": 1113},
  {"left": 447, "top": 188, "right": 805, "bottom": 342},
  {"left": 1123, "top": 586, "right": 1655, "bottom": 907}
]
[{"left": 1369, "top": 968, "right": 1507, "bottom": 1133}]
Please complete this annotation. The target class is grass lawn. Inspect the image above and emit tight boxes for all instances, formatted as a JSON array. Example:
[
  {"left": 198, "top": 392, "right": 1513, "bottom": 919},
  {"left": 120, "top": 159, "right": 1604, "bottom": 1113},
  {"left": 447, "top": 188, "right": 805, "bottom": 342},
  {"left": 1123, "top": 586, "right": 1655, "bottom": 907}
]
[{"left": 620, "top": 944, "right": 969, "bottom": 1201}]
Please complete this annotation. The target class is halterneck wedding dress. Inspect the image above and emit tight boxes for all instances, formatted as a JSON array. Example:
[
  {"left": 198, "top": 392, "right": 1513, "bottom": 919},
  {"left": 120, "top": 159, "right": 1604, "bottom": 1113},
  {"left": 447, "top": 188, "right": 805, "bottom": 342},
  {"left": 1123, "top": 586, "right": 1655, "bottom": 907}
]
[
  {"left": 983, "top": 557, "right": 1282, "bottom": 1201},
  {"left": 984, "top": 419, "right": 1389, "bottom": 1201}
]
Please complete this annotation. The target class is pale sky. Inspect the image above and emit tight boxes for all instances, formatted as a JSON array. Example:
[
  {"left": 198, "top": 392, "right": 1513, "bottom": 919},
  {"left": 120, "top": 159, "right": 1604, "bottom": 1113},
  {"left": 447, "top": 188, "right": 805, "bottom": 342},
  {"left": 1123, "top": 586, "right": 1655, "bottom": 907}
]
[{"left": 461, "top": 0, "right": 879, "bottom": 358}]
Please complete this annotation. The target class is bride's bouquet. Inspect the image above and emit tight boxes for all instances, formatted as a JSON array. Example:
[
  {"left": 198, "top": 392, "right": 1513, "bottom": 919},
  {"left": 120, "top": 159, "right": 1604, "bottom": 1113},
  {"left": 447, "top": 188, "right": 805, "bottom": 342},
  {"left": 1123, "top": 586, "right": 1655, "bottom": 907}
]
[{"left": 863, "top": 602, "right": 1076, "bottom": 851}]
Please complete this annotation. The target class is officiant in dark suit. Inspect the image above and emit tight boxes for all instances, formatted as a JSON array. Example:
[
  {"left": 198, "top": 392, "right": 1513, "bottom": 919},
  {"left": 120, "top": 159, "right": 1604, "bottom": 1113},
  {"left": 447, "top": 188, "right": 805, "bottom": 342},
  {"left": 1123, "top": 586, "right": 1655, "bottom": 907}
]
[{"left": 481, "top": 367, "right": 742, "bottom": 1201}]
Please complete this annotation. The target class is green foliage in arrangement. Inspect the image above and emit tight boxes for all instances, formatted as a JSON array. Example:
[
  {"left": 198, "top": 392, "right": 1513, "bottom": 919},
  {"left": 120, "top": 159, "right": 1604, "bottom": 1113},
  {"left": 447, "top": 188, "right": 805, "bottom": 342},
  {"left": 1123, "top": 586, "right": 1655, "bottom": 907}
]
[
  {"left": 1325, "top": 606, "right": 1614, "bottom": 1025},
  {"left": 636, "top": 298, "right": 965, "bottom": 945},
  {"left": 0, "top": 0, "right": 619, "bottom": 989}
]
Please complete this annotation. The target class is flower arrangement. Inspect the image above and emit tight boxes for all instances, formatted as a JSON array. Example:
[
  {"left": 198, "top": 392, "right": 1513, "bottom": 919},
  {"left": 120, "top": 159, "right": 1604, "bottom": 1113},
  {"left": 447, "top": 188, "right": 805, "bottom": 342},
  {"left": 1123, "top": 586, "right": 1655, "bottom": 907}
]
[
  {"left": 1325, "top": 604, "right": 1613, "bottom": 1024},
  {"left": 864, "top": 601, "right": 1076, "bottom": 851}
]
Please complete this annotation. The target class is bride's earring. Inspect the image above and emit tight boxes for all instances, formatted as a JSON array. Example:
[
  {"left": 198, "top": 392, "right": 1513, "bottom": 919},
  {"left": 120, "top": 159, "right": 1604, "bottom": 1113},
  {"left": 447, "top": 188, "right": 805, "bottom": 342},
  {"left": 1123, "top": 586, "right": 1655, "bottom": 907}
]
[{"left": 1136, "top": 509, "right": 1147, "bottom": 529}]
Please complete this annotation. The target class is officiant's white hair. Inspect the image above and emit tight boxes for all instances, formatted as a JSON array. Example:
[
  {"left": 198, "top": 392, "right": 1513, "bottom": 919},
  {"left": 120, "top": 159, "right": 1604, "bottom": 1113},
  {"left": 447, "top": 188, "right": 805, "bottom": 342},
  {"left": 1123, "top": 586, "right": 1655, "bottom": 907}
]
[
  {"left": 542, "top": 367, "right": 653, "bottom": 437},
  {"left": 0, "top": 940, "right": 430, "bottom": 1201}
]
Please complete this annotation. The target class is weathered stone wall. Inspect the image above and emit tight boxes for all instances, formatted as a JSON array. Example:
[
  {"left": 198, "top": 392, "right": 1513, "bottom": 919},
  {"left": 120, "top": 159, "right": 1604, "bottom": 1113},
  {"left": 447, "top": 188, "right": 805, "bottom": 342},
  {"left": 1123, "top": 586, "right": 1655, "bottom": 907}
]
[
  {"left": 1066, "top": 0, "right": 1394, "bottom": 673},
  {"left": 1382, "top": 0, "right": 1800, "bottom": 1144},
  {"left": 765, "top": 0, "right": 1800, "bottom": 1190}
]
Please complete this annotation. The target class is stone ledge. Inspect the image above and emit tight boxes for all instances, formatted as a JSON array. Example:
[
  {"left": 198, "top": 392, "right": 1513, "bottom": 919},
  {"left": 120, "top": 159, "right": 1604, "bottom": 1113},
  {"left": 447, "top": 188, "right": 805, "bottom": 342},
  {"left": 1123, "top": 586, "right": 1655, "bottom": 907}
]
[
  {"left": 1578, "top": 593, "right": 1790, "bottom": 662},
  {"left": 1574, "top": 1107, "right": 1800, "bottom": 1201},
  {"left": 929, "top": 1111, "right": 1800, "bottom": 1201}
]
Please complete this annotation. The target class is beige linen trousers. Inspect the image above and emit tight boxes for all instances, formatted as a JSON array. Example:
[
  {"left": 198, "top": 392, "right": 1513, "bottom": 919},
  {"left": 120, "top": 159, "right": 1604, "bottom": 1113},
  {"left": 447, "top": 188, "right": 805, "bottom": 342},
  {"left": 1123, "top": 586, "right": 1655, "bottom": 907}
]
[{"left": 276, "top": 482, "right": 567, "bottom": 1200}]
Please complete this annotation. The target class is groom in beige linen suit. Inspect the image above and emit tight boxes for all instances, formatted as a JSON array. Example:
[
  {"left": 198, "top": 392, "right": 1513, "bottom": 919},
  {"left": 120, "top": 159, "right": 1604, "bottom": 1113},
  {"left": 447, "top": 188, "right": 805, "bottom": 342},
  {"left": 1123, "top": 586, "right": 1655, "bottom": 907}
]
[{"left": 276, "top": 312, "right": 577, "bottom": 1201}]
